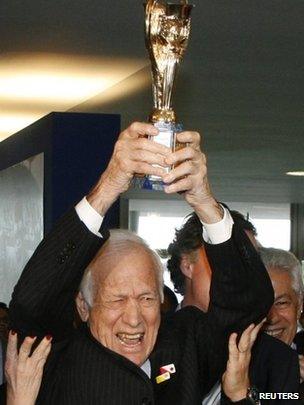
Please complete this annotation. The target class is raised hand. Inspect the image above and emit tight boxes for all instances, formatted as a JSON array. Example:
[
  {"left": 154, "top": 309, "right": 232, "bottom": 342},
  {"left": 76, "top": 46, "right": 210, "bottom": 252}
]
[
  {"left": 163, "top": 130, "right": 222, "bottom": 223},
  {"left": 87, "top": 122, "right": 171, "bottom": 215},
  {"left": 299, "top": 354, "right": 304, "bottom": 383},
  {"left": 222, "top": 320, "right": 265, "bottom": 401},
  {"left": 5, "top": 331, "right": 52, "bottom": 405}
]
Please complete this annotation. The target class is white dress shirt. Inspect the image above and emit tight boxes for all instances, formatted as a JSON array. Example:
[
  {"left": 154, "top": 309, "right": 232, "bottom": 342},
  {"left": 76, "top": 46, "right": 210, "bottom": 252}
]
[{"left": 75, "top": 197, "right": 234, "bottom": 244}]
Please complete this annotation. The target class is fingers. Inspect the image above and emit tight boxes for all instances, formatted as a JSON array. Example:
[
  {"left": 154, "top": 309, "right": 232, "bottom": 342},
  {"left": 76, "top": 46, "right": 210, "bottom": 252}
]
[
  {"left": 31, "top": 336, "right": 52, "bottom": 364},
  {"left": 18, "top": 336, "right": 37, "bottom": 363},
  {"left": 113, "top": 136, "right": 171, "bottom": 174},
  {"left": 163, "top": 176, "right": 192, "bottom": 194},
  {"left": 6, "top": 331, "right": 18, "bottom": 362},
  {"left": 163, "top": 159, "right": 198, "bottom": 184},
  {"left": 176, "top": 131, "right": 201, "bottom": 148},
  {"left": 120, "top": 122, "right": 158, "bottom": 139},
  {"left": 133, "top": 162, "right": 167, "bottom": 178},
  {"left": 164, "top": 146, "right": 200, "bottom": 167},
  {"left": 237, "top": 320, "right": 264, "bottom": 353},
  {"left": 237, "top": 324, "right": 255, "bottom": 353},
  {"left": 299, "top": 355, "right": 304, "bottom": 382},
  {"left": 135, "top": 137, "right": 171, "bottom": 156},
  {"left": 249, "top": 318, "right": 266, "bottom": 346},
  {"left": 127, "top": 139, "right": 170, "bottom": 167},
  {"left": 128, "top": 150, "right": 167, "bottom": 168},
  {"left": 227, "top": 332, "right": 239, "bottom": 361}
]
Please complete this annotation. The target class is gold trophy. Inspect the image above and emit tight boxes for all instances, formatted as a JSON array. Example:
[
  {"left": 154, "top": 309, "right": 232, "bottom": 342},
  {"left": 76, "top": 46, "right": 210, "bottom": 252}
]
[{"left": 140, "top": 0, "right": 194, "bottom": 190}]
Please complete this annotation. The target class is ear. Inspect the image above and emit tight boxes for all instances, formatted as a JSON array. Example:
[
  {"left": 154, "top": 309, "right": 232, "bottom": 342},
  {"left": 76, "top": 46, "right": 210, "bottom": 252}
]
[
  {"left": 75, "top": 291, "right": 90, "bottom": 322},
  {"left": 180, "top": 254, "right": 194, "bottom": 280}
]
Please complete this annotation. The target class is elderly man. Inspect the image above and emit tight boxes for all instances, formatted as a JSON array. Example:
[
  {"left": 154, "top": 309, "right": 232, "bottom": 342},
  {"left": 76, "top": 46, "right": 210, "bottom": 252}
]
[
  {"left": 9, "top": 123, "right": 273, "bottom": 405},
  {"left": 260, "top": 247, "right": 304, "bottom": 395},
  {"left": 167, "top": 212, "right": 300, "bottom": 402}
]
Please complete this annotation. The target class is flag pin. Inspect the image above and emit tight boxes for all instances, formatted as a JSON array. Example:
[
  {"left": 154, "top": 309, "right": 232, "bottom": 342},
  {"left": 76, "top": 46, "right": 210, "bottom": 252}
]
[
  {"left": 160, "top": 363, "right": 176, "bottom": 375},
  {"left": 156, "top": 371, "right": 171, "bottom": 384}
]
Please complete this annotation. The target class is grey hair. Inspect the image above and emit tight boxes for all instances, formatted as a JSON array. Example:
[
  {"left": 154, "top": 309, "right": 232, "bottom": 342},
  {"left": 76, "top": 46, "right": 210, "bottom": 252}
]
[
  {"left": 258, "top": 247, "right": 304, "bottom": 301},
  {"left": 79, "top": 229, "right": 164, "bottom": 307}
]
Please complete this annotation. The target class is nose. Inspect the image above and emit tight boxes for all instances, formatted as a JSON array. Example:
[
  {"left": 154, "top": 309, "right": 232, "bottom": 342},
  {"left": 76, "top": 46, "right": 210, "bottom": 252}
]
[
  {"left": 122, "top": 299, "right": 143, "bottom": 328},
  {"left": 266, "top": 305, "right": 280, "bottom": 326}
]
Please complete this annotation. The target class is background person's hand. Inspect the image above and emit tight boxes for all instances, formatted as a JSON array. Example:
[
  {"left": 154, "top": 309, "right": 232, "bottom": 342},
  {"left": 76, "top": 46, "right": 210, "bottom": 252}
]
[
  {"left": 87, "top": 122, "right": 171, "bottom": 215},
  {"left": 299, "top": 354, "right": 304, "bottom": 383},
  {"left": 222, "top": 320, "right": 265, "bottom": 402},
  {"left": 5, "top": 332, "right": 52, "bottom": 405}
]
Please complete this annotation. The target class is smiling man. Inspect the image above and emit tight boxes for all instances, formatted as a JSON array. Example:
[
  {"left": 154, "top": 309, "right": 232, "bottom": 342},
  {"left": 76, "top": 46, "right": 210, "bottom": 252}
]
[
  {"left": 259, "top": 247, "right": 304, "bottom": 395},
  {"left": 260, "top": 248, "right": 303, "bottom": 345},
  {"left": 9, "top": 122, "right": 273, "bottom": 405}
]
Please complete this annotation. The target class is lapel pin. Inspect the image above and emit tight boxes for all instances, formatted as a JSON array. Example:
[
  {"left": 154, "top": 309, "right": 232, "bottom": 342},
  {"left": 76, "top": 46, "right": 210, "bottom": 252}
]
[
  {"left": 156, "top": 363, "right": 176, "bottom": 384},
  {"left": 160, "top": 363, "right": 176, "bottom": 375},
  {"left": 156, "top": 371, "right": 171, "bottom": 384}
]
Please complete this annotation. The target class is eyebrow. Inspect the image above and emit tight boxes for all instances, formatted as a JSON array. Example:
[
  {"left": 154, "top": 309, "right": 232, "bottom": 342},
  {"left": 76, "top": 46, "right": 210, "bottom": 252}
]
[
  {"left": 138, "top": 292, "right": 157, "bottom": 297},
  {"left": 275, "top": 294, "right": 291, "bottom": 301},
  {"left": 107, "top": 291, "right": 157, "bottom": 299}
]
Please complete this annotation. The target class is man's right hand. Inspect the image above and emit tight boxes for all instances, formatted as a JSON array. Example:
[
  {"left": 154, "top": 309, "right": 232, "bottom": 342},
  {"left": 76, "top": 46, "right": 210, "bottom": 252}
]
[{"left": 87, "top": 122, "right": 171, "bottom": 216}]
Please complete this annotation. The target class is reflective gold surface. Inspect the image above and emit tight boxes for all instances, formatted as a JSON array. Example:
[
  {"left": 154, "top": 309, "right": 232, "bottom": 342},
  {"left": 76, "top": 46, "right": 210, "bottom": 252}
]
[{"left": 145, "top": 0, "right": 193, "bottom": 123}]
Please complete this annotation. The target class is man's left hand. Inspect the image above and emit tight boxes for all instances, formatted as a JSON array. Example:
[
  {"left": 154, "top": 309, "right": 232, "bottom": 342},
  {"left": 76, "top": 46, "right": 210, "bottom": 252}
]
[{"left": 162, "top": 131, "right": 222, "bottom": 223}]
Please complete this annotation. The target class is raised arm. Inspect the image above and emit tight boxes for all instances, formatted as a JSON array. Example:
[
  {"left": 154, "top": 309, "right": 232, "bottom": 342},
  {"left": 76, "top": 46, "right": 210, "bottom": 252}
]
[
  {"left": 162, "top": 129, "right": 274, "bottom": 398},
  {"left": 9, "top": 208, "right": 107, "bottom": 341},
  {"left": 162, "top": 129, "right": 274, "bottom": 329},
  {"left": 9, "top": 122, "right": 170, "bottom": 341}
]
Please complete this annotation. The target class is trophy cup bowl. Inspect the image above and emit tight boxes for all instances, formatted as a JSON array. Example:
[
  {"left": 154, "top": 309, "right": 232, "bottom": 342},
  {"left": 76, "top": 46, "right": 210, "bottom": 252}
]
[{"left": 140, "top": 0, "right": 194, "bottom": 190}]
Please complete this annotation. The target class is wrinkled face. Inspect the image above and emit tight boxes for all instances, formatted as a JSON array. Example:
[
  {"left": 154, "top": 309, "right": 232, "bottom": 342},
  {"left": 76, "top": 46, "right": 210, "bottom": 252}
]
[
  {"left": 89, "top": 248, "right": 161, "bottom": 366},
  {"left": 264, "top": 268, "right": 301, "bottom": 345},
  {"left": 191, "top": 247, "right": 212, "bottom": 312}
]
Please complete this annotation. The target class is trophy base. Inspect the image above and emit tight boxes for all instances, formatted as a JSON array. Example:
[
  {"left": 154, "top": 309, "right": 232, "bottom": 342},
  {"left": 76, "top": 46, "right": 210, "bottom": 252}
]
[
  {"left": 132, "top": 177, "right": 165, "bottom": 191},
  {"left": 134, "top": 121, "right": 183, "bottom": 191}
]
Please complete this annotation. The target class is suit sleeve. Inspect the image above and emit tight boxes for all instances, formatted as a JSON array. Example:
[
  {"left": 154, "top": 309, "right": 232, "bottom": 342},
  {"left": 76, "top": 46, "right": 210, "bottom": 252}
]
[
  {"left": 206, "top": 222, "right": 274, "bottom": 334},
  {"left": 9, "top": 208, "right": 109, "bottom": 341},
  {"left": 198, "top": 222, "right": 274, "bottom": 389}
]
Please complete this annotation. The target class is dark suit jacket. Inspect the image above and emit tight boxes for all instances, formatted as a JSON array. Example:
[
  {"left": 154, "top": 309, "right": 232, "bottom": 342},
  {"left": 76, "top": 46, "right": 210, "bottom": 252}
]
[
  {"left": 250, "top": 333, "right": 300, "bottom": 403},
  {"left": 294, "top": 331, "right": 304, "bottom": 400},
  {"left": 9, "top": 208, "right": 274, "bottom": 405}
]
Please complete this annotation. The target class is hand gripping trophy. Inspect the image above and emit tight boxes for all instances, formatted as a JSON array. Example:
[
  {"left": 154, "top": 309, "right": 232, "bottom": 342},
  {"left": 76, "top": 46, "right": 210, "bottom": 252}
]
[{"left": 141, "top": 0, "right": 194, "bottom": 190}]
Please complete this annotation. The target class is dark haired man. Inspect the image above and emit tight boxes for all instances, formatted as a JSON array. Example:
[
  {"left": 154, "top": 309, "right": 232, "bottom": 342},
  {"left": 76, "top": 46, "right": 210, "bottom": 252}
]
[{"left": 167, "top": 211, "right": 259, "bottom": 307}]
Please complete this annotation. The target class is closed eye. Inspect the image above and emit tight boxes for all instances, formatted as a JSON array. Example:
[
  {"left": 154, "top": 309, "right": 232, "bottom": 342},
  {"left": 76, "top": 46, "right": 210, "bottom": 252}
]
[
  {"left": 140, "top": 295, "right": 157, "bottom": 307},
  {"left": 275, "top": 300, "right": 289, "bottom": 307}
]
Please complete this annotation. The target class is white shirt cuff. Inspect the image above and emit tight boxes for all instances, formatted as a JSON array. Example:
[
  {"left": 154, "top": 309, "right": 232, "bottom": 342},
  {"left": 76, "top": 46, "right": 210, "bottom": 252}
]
[
  {"left": 201, "top": 206, "right": 234, "bottom": 244},
  {"left": 75, "top": 197, "right": 104, "bottom": 237}
]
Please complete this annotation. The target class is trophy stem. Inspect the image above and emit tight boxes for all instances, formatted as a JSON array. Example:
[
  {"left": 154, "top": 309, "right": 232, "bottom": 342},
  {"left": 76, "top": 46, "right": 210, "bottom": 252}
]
[{"left": 163, "top": 59, "right": 178, "bottom": 111}]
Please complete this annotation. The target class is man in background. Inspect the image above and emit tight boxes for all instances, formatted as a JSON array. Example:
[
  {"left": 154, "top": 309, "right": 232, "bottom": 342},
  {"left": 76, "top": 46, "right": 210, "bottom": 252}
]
[
  {"left": 260, "top": 247, "right": 304, "bottom": 396},
  {"left": 167, "top": 211, "right": 300, "bottom": 401}
]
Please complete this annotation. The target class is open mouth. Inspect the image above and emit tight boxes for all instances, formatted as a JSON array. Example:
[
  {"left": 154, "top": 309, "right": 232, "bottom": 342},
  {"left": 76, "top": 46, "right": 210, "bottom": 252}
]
[
  {"left": 264, "top": 328, "right": 284, "bottom": 339},
  {"left": 116, "top": 333, "right": 145, "bottom": 347}
]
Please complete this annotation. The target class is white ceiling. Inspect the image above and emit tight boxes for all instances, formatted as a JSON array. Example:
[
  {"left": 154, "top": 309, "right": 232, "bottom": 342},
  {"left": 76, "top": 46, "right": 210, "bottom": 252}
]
[{"left": 1, "top": 0, "right": 303, "bottom": 202}]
